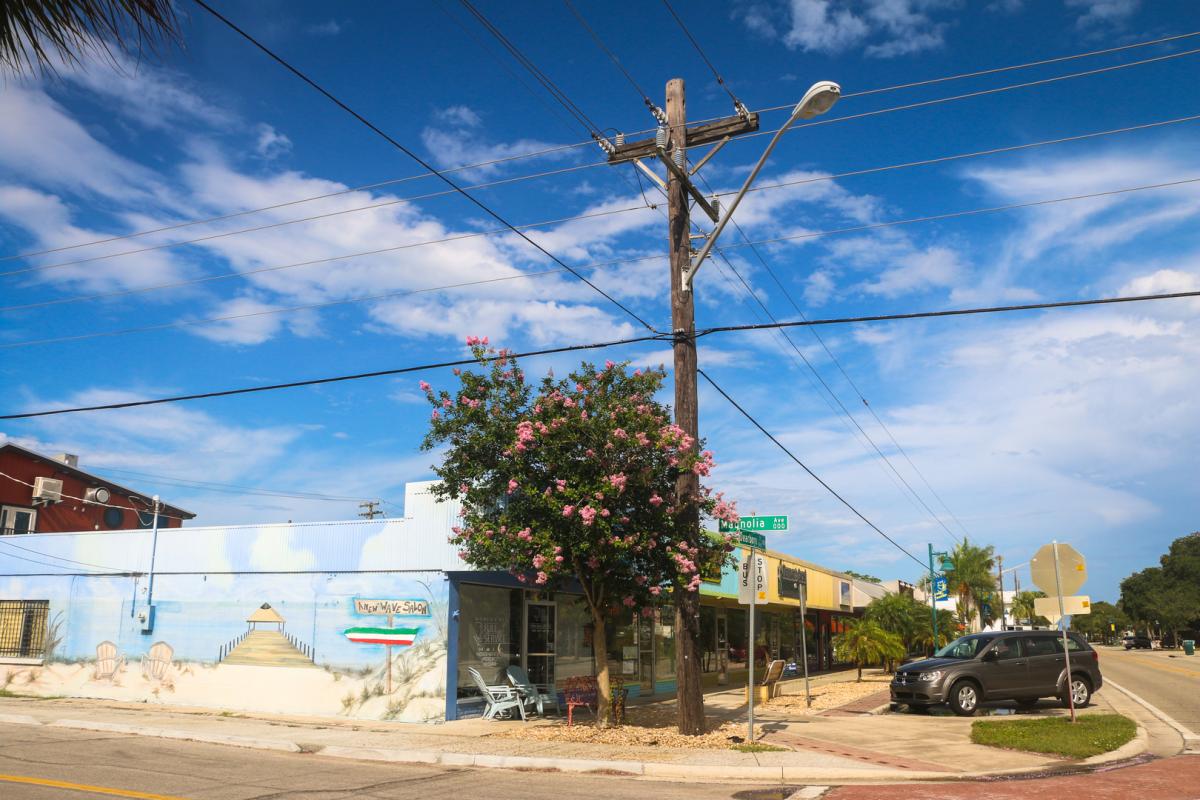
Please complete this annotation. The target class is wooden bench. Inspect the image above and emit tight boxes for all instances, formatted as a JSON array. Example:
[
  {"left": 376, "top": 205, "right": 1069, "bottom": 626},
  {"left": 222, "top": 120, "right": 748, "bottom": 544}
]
[{"left": 748, "top": 658, "right": 786, "bottom": 704}]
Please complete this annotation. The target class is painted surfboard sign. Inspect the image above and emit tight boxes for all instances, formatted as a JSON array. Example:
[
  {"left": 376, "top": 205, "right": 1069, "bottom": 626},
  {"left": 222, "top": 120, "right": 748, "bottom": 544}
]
[{"left": 343, "top": 626, "right": 419, "bottom": 646}]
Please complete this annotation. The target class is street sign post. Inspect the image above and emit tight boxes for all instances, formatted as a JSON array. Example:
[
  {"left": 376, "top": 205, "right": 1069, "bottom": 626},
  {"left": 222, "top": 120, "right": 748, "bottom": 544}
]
[
  {"left": 1030, "top": 541, "right": 1088, "bottom": 722},
  {"left": 738, "top": 549, "right": 768, "bottom": 742},
  {"left": 720, "top": 516, "right": 789, "bottom": 533}
]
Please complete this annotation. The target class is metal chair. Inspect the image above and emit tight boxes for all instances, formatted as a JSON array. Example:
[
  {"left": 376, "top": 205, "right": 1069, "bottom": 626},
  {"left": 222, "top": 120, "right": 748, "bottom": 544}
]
[
  {"left": 506, "top": 665, "right": 559, "bottom": 716},
  {"left": 468, "top": 666, "right": 525, "bottom": 721}
]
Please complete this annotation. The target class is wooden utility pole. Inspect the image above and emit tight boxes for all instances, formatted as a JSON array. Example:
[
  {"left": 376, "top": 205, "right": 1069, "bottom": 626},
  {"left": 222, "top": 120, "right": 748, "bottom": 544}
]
[
  {"left": 666, "top": 78, "right": 705, "bottom": 736},
  {"left": 996, "top": 555, "right": 1005, "bottom": 629},
  {"left": 607, "top": 79, "right": 758, "bottom": 736}
]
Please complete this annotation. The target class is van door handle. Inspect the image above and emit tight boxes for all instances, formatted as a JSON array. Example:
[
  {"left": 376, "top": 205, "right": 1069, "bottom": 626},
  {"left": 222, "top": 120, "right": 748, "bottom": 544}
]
[{"left": 1013, "top": 660, "right": 1027, "bottom": 665}]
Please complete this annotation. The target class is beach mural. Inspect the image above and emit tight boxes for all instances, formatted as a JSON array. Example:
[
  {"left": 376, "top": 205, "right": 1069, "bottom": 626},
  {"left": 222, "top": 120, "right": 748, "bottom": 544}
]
[{"left": 0, "top": 494, "right": 466, "bottom": 722}]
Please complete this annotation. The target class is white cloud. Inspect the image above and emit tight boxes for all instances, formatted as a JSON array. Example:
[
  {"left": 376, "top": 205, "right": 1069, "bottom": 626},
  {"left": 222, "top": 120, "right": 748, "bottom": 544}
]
[
  {"left": 863, "top": 245, "right": 962, "bottom": 296},
  {"left": 420, "top": 105, "right": 571, "bottom": 176},
  {"left": 740, "top": 0, "right": 954, "bottom": 58},
  {"left": 306, "top": 20, "right": 344, "bottom": 36},
  {"left": 1064, "top": 0, "right": 1140, "bottom": 28},
  {"left": 255, "top": 124, "right": 293, "bottom": 159}
]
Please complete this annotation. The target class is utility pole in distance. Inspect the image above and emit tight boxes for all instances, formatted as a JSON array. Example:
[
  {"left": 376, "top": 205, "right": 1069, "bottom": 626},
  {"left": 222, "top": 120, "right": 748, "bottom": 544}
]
[
  {"left": 608, "top": 79, "right": 757, "bottom": 735},
  {"left": 358, "top": 500, "right": 383, "bottom": 520}
]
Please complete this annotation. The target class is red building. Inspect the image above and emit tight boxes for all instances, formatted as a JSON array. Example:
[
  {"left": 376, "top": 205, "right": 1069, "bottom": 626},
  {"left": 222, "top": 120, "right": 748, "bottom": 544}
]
[{"left": 0, "top": 443, "right": 193, "bottom": 534}]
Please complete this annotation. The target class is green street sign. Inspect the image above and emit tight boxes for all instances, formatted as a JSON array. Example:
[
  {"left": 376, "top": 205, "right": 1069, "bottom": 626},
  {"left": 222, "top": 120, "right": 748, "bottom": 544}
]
[
  {"left": 719, "top": 515, "right": 788, "bottom": 533},
  {"left": 738, "top": 531, "right": 766, "bottom": 549}
]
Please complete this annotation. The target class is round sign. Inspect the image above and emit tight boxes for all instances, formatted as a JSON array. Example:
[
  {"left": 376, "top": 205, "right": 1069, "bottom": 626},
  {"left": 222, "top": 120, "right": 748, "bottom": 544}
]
[{"left": 1030, "top": 542, "right": 1086, "bottom": 596}]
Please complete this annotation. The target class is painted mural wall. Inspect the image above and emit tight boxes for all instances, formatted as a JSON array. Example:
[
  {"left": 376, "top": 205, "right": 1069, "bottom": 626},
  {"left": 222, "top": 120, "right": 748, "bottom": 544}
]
[{"left": 0, "top": 498, "right": 465, "bottom": 722}]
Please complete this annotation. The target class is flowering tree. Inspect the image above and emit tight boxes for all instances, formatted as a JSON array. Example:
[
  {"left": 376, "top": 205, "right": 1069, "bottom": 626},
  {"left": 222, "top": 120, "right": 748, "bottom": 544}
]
[{"left": 421, "top": 338, "right": 739, "bottom": 728}]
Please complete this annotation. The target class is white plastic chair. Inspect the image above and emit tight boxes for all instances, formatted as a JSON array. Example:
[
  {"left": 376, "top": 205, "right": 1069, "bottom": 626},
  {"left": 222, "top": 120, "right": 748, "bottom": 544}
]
[
  {"left": 506, "top": 665, "right": 559, "bottom": 716},
  {"left": 468, "top": 666, "right": 525, "bottom": 721}
]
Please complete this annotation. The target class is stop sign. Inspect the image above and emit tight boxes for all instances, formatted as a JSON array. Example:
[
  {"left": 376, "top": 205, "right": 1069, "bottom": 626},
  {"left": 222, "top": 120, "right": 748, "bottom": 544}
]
[{"left": 1031, "top": 542, "right": 1087, "bottom": 596}]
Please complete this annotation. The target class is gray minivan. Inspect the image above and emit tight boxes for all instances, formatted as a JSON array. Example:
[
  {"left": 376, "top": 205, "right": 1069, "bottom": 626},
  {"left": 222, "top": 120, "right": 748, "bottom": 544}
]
[{"left": 890, "top": 630, "right": 1103, "bottom": 716}]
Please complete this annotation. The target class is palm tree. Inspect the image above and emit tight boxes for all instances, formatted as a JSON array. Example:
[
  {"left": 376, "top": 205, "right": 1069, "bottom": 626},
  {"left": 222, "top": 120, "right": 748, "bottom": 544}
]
[
  {"left": 944, "top": 539, "right": 996, "bottom": 631},
  {"left": 2, "top": 0, "right": 179, "bottom": 76},
  {"left": 1011, "top": 590, "right": 1050, "bottom": 626},
  {"left": 833, "top": 619, "right": 905, "bottom": 681},
  {"left": 912, "top": 608, "right": 956, "bottom": 655},
  {"left": 863, "top": 593, "right": 925, "bottom": 669}
]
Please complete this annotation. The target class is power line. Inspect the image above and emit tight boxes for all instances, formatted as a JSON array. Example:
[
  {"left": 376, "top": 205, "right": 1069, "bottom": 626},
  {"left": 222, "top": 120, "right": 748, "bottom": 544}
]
[
  {"left": 3, "top": 289, "right": 1196, "bottom": 420},
  {"left": 191, "top": 0, "right": 656, "bottom": 334},
  {"left": 93, "top": 466, "right": 394, "bottom": 504},
  {"left": 0, "top": 536, "right": 133, "bottom": 573},
  {"left": 660, "top": 0, "right": 744, "bottom": 111},
  {"left": 7, "top": 110, "right": 1194, "bottom": 298},
  {"left": 563, "top": 0, "right": 662, "bottom": 120},
  {"left": 5, "top": 173, "right": 1196, "bottom": 349},
  {"left": 0, "top": 470, "right": 189, "bottom": 521},
  {"left": 4, "top": 28, "right": 1194, "bottom": 266},
  {"left": 697, "top": 368, "right": 927, "bottom": 569}
]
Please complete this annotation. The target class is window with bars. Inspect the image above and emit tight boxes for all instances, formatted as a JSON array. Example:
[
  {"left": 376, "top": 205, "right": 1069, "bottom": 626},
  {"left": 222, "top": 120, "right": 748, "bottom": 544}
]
[{"left": 0, "top": 600, "right": 50, "bottom": 659}]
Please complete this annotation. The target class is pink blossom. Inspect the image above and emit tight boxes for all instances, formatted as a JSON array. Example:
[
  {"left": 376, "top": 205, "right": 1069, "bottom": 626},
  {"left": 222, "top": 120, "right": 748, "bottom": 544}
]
[
  {"left": 535, "top": 571, "right": 549, "bottom": 585},
  {"left": 451, "top": 526, "right": 462, "bottom": 535},
  {"left": 517, "top": 528, "right": 533, "bottom": 541},
  {"left": 649, "top": 585, "right": 662, "bottom": 596},
  {"left": 419, "top": 380, "right": 431, "bottom": 392},
  {"left": 507, "top": 478, "right": 519, "bottom": 494},
  {"left": 532, "top": 554, "right": 545, "bottom": 568},
  {"left": 585, "top": 449, "right": 595, "bottom": 457},
  {"left": 600, "top": 508, "right": 610, "bottom": 517},
  {"left": 605, "top": 360, "right": 616, "bottom": 369},
  {"left": 442, "top": 398, "right": 452, "bottom": 409},
  {"left": 576, "top": 383, "right": 585, "bottom": 392},
  {"left": 578, "top": 506, "right": 597, "bottom": 526},
  {"left": 622, "top": 596, "right": 635, "bottom": 607},
  {"left": 517, "top": 574, "right": 527, "bottom": 583},
  {"left": 555, "top": 479, "right": 567, "bottom": 492},
  {"left": 555, "top": 555, "right": 564, "bottom": 563},
  {"left": 459, "top": 483, "right": 469, "bottom": 494},
  {"left": 562, "top": 505, "right": 575, "bottom": 517},
  {"left": 452, "top": 368, "right": 461, "bottom": 376},
  {"left": 457, "top": 550, "right": 468, "bottom": 559},
  {"left": 608, "top": 473, "right": 628, "bottom": 493},
  {"left": 635, "top": 575, "right": 647, "bottom": 585},
  {"left": 431, "top": 410, "right": 440, "bottom": 420},
  {"left": 641, "top": 607, "right": 654, "bottom": 618},
  {"left": 613, "top": 428, "right": 628, "bottom": 439},
  {"left": 587, "top": 556, "right": 600, "bottom": 569},
  {"left": 649, "top": 494, "right": 663, "bottom": 507}
]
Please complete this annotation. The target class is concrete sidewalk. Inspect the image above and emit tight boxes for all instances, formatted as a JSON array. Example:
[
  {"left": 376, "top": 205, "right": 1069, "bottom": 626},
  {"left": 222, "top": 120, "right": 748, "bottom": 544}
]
[{"left": 0, "top": 683, "right": 1164, "bottom": 784}]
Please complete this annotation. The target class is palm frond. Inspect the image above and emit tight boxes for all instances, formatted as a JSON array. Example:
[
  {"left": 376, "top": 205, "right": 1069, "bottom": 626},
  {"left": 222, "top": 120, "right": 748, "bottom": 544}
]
[{"left": 1, "top": 0, "right": 180, "bottom": 76}]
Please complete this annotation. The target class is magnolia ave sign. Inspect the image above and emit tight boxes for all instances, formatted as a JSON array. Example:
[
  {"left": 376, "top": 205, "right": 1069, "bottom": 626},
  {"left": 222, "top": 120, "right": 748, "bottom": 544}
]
[{"left": 720, "top": 516, "right": 788, "bottom": 533}]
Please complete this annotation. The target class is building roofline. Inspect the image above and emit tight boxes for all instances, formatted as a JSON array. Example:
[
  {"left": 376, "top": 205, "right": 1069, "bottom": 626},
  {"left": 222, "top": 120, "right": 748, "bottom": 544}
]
[{"left": 0, "top": 442, "right": 196, "bottom": 519}]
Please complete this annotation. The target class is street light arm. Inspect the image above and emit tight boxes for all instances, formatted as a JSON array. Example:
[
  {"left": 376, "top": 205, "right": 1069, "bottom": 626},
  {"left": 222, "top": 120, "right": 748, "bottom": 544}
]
[
  {"left": 682, "top": 80, "right": 839, "bottom": 291},
  {"left": 682, "top": 120, "right": 792, "bottom": 290}
]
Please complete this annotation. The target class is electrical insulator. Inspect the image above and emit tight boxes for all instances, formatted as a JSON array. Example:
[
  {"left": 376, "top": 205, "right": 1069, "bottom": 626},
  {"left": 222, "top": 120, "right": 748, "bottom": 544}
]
[
  {"left": 673, "top": 147, "right": 685, "bottom": 169},
  {"left": 711, "top": 197, "right": 721, "bottom": 219},
  {"left": 655, "top": 126, "right": 668, "bottom": 150},
  {"left": 615, "top": 132, "right": 625, "bottom": 146}
]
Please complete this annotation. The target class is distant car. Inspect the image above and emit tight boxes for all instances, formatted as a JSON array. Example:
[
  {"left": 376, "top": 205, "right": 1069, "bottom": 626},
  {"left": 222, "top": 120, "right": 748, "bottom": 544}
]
[
  {"left": 1123, "top": 635, "right": 1152, "bottom": 650},
  {"left": 890, "top": 630, "right": 1102, "bottom": 716}
]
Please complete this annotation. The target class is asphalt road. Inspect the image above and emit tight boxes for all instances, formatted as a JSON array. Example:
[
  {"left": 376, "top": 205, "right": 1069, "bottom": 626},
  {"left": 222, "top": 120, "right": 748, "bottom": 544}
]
[
  {"left": 0, "top": 724, "right": 782, "bottom": 800},
  {"left": 1097, "top": 646, "right": 1200, "bottom": 736}
]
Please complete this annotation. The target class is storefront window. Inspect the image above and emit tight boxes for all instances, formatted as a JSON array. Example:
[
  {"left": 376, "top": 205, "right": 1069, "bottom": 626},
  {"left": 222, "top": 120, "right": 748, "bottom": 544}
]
[
  {"left": 726, "top": 608, "right": 747, "bottom": 671},
  {"left": 655, "top": 608, "right": 675, "bottom": 686},
  {"left": 700, "top": 606, "right": 718, "bottom": 673},
  {"left": 606, "top": 606, "right": 638, "bottom": 681},
  {"left": 555, "top": 594, "right": 593, "bottom": 685},
  {"left": 456, "top": 584, "right": 520, "bottom": 698}
]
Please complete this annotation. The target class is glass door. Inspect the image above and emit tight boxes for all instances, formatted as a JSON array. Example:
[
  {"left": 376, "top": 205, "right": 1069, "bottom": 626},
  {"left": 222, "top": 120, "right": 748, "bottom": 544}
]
[
  {"left": 716, "top": 613, "right": 729, "bottom": 680},
  {"left": 524, "top": 600, "right": 556, "bottom": 687}
]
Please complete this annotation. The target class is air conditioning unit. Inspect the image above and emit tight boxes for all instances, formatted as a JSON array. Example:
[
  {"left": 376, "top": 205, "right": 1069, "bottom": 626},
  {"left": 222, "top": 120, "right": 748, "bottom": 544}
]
[{"left": 33, "top": 477, "right": 63, "bottom": 504}]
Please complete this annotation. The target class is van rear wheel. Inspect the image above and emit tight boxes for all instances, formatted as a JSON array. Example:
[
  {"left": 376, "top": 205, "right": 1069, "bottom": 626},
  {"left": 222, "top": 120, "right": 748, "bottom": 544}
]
[{"left": 1062, "top": 676, "right": 1091, "bottom": 709}]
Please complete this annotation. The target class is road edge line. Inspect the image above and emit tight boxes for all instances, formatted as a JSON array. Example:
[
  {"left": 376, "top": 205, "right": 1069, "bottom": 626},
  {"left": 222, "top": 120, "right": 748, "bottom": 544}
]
[{"left": 1104, "top": 677, "right": 1200, "bottom": 744}]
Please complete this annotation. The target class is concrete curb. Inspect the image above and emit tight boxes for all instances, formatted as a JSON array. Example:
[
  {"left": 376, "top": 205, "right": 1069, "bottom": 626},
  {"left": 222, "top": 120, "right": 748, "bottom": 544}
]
[
  {"left": 1104, "top": 678, "right": 1200, "bottom": 746},
  {"left": 48, "top": 719, "right": 303, "bottom": 753},
  {"left": 1083, "top": 724, "right": 1148, "bottom": 765},
  {"left": 0, "top": 713, "right": 42, "bottom": 726}
]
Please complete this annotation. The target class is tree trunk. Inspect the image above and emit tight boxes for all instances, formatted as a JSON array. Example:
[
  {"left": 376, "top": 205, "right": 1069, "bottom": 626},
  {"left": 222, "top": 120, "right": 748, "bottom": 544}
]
[
  {"left": 675, "top": 589, "right": 705, "bottom": 735},
  {"left": 857, "top": 663, "right": 863, "bottom": 682},
  {"left": 590, "top": 605, "right": 612, "bottom": 727}
]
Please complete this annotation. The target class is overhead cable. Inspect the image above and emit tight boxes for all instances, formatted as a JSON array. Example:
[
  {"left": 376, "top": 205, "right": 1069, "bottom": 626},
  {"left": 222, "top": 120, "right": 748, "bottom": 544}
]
[
  {"left": 191, "top": 0, "right": 656, "bottom": 333},
  {"left": 4, "top": 28, "right": 1194, "bottom": 265},
  {"left": 697, "top": 369, "right": 928, "bottom": 569},
  {"left": 4, "top": 289, "right": 1197, "bottom": 420}
]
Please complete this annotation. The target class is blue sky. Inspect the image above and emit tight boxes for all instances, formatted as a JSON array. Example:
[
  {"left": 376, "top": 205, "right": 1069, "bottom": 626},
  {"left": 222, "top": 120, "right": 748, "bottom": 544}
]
[{"left": 1, "top": 0, "right": 1198, "bottom": 601}]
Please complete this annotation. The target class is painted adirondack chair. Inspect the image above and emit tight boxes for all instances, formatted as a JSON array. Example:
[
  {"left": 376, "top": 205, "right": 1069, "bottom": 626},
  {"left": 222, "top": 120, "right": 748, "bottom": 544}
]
[
  {"left": 94, "top": 641, "right": 125, "bottom": 680},
  {"left": 505, "top": 665, "right": 558, "bottom": 717},
  {"left": 468, "top": 666, "right": 525, "bottom": 721},
  {"left": 141, "top": 641, "right": 174, "bottom": 681}
]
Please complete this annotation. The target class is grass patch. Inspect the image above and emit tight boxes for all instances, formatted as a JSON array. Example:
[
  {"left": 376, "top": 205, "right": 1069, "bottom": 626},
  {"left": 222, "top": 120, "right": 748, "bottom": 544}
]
[
  {"left": 731, "top": 742, "right": 790, "bottom": 753},
  {"left": 971, "top": 714, "right": 1137, "bottom": 759}
]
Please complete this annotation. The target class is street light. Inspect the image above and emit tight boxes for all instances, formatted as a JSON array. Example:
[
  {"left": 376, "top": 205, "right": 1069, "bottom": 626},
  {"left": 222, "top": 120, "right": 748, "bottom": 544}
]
[{"left": 683, "top": 80, "right": 841, "bottom": 290}]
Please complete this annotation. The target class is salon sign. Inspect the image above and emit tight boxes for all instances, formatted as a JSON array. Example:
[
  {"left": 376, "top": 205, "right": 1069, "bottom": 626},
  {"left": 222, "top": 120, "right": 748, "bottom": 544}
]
[{"left": 352, "top": 598, "right": 430, "bottom": 616}]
